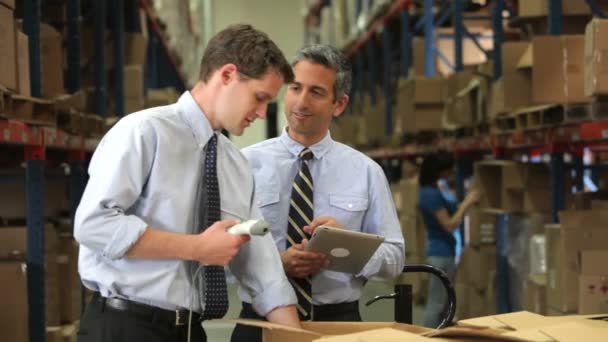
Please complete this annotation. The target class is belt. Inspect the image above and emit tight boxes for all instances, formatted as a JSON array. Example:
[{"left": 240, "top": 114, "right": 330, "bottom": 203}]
[
  {"left": 313, "top": 301, "right": 359, "bottom": 317},
  {"left": 93, "top": 292, "right": 200, "bottom": 326}
]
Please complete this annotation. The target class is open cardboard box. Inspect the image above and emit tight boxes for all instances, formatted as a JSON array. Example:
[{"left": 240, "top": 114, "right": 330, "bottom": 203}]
[{"left": 227, "top": 312, "right": 608, "bottom": 342}]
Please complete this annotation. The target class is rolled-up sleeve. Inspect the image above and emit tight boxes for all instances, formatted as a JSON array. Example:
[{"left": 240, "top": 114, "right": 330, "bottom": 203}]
[
  {"left": 228, "top": 192, "right": 297, "bottom": 316},
  {"left": 74, "top": 118, "right": 156, "bottom": 260},
  {"left": 357, "top": 163, "right": 405, "bottom": 281}
]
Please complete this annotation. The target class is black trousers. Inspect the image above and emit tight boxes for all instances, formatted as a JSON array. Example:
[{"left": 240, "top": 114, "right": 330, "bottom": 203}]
[
  {"left": 77, "top": 294, "right": 207, "bottom": 342},
  {"left": 230, "top": 301, "right": 361, "bottom": 342}
]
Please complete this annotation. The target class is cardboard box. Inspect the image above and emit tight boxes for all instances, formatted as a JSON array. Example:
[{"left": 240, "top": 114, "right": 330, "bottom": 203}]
[
  {"left": 16, "top": 30, "right": 30, "bottom": 96},
  {"left": 393, "top": 79, "right": 415, "bottom": 134},
  {"left": 467, "top": 245, "right": 497, "bottom": 291},
  {"left": 488, "top": 72, "right": 532, "bottom": 119},
  {"left": 46, "top": 327, "right": 62, "bottom": 342},
  {"left": 524, "top": 275, "right": 547, "bottom": 315},
  {"left": 519, "top": 0, "right": 603, "bottom": 17},
  {"left": 0, "top": 0, "right": 15, "bottom": 9},
  {"left": 414, "top": 104, "right": 444, "bottom": 131},
  {"left": 546, "top": 213, "right": 608, "bottom": 312},
  {"left": 145, "top": 87, "right": 179, "bottom": 108},
  {"left": 475, "top": 161, "right": 526, "bottom": 212},
  {"left": 123, "top": 65, "right": 144, "bottom": 99},
  {"left": 359, "top": 95, "right": 385, "bottom": 144},
  {"left": 584, "top": 19, "right": 608, "bottom": 96},
  {"left": 397, "top": 179, "right": 419, "bottom": 217},
  {"left": 58, "top": 235, "right": 81, "bottom": 323},
  {"left": 0, "top": 4, "right": 17, "bottom": 91},
  {"left": 400, "top": 214, "right": 426, "bottom": 258},
  {"left": 578, "top": 275, "right": 608, "bottom": 314},
  {"left": 126, "top": 33, "right": 148, "bottom": 66},
  {"left": 466, "top": 207, "right": 496, "bottom": 246},
  {"left": 40, "top": 23, "right": 65, "bottom": 97},
  {"left": 412, "top": 78, "right": 446, "bottom": 104},
  {"left": 125, "top": 97, "right": 145, "bottom": 114},
  {"left": 454, "top": 283, "right": 469, "bottom": 319},
  {"left": 532, "top": 35, "right": 589, "bottom": 104},
  {"left": 578, "top": 250, "right": 608, "bottom": 314},
  {"left": 0, "top": 261, "right": 28, "bottom": 342}
]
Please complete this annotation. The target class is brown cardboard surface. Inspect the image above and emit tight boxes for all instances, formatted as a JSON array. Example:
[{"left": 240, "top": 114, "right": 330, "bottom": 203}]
[
  {"left": 0, "top": 0, "right": 14, "bottom": 9},
  {"left": 0, "top": 5, "right": 17, "bottom": 91},
  {"left": 398, "top": 179, "right": 419, "bottom": 217},
  {"left": 16, "top": 30, "right": 30, "bottom": 96},
  {"left": 0, "top": 224, "right": 59, "bottom": 257},
  {"left": 412, "top": 78, "right": 446, "bottom": 104},
  {"left": 46, "top": 327, "right": 62, "bottom": 342},
  {"left": 519, "top": 0, "right": 603, "bottom": 18},
  {"left": 532, "top": 35, "right": 588, "bottom": 104},
  {"left": 524, "top": 278, "right": 547, "bottom": 315},
  {"left": 504, "top": 321, "right": 608, "bottom": 342},
  {"left": 488, "top": 72, "right": 532, "bottom": 119},
  {"left": 578, "top": 275, "right": 608, "bottom": 314},
  {"left": 58, "top": 235, "right": 81, "bottom": 323},
  {"left": 125, "top": 97, "right": 145, "bottom": 114},
  {"left": 414, "top": 104, "right": 444, "bottom": 131},
  {"left": 393, "top": 79, "right": 415, "bottom": 134},
  {"left": 126, "top": 33, "right": 148, "bottom": 65},
  {"left": 475, "top": 161, "right": 525, "bottom": 211},
  {"left": 459, "top": 311, "right": 555, "bottom": 330},
  {"left": 123, "top": 65, "right": 144, "bottom": 99},
  {"left": 315, "top": 328, "right": 429, "bottom": 342},
  {"left": 579, "top": 250, "right": 608, "bottom": 275},
  {"left": 40, "top": 23, "right": 65, "bottom": 97},
  {"left": 584, "top": 19, "right": 608, "bottom": 96},
  {"left": 502, "top": 42, "right": 530, "bottom": 74},
  {"left": 0, "top": 261, "right": 28, "bottom": 342},
  {"left": 467, "top": 245, "right": 497, "bottom": 291}
]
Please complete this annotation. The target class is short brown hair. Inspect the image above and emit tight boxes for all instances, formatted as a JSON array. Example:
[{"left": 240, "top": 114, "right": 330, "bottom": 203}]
[{"left": 199, "top": 24, "right": 293, "bottom": 83}]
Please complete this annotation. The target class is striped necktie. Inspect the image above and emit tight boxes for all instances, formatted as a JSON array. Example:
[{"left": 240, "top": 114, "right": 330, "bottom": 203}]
[
  {"left": 286, "top": 147, "right": 314, "bottom": 320},
  {"left": 200, "top": 134, "right": 229, "bottom": 319}
]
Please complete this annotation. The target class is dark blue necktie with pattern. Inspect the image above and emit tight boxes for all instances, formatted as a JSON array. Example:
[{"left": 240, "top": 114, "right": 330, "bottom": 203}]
[{"left": 200, "top": 134, "right": 229, "bottom": 319}]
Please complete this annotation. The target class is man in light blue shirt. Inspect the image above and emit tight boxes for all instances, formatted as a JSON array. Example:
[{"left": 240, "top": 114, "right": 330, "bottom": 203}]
[
  {"left": 231, "top": 45, "right": 404, "bottom": 341},
  {"left": 74, "top": 24, "right": 300, "bottom": 342}
]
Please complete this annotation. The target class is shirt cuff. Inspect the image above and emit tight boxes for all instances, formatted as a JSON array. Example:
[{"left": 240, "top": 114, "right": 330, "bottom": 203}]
[
  {"left": 357, "top": 250, "right": 383, "bottom": 280},
  {"left": 249, "top": 279, "right": 297, "bottom": 317},
  {"left": 102, "top": 214, "right": 148, "bottom": 260}
]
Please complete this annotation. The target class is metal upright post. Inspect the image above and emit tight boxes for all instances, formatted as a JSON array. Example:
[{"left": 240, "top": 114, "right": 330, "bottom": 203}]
[
  {"left": 548, "top": 0, "right": 562, "bottom": 35},
  {"left": 365, "top": 39, "right": 379, "bottom": 105},
  {"left": 550, "top": 149, "right": 566, "bottom": 223},
  {"left": 453, "top": 0, "right": 464, "bottom": 72},
  {"left": 66, "top": 0, "right": 81, "bottom": 93},
  {"left": 25, "top": 146, "right": 46, "bottom": 342},
  {"left": 382, "top": 28, "right": 393, "bottom": 136},
  {"left": 114, "top": 0, "right": 125, "bottom": 116},
  {"left": 94, "top": 0, "right": 107, "bottom": 117},
  {"left": 23, "top": 0, "right": 41, "bottom": 97},
  {"left": 492, "top": 0, "right": 504, "bottom": 80},
  {"left": 400, "top": 9, "right": 411, "bottom": 78},
  {"left": 355, "top": 51, "right": 366, "bottom": 107},
  {"left": 423, "top": 0, "right": 435, "bottom": 77}
]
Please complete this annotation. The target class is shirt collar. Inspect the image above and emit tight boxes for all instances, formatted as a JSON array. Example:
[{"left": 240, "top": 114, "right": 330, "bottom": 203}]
[
  {"left": 279, "top": 127, "right": 333, "bottom": 160},
  {"left": 176, "top": 91, "right": 218, "bottom": 146}
]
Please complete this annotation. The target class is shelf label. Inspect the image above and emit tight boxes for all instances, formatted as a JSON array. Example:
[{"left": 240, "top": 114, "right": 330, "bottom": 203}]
[{"left": 602, "top": 130, "right": 608, "bottom": 139}]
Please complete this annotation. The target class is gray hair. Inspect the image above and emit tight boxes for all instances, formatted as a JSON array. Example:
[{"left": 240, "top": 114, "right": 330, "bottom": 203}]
[{"left": 292, "top": 44, "right": 352, "bottom": 102}]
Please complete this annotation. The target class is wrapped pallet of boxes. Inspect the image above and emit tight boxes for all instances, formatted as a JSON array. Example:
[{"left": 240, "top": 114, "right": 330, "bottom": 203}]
[
  {"left": 412, "top": 77, "right": 446, "bottom": 131},
  {"left": 358, "top": 93, "right": 384, "bottom": 146},
  {"left": 0, "top": 261, "right": 28, "bottom": 342},
  {"left": 465, "top": 207, "right": 496, "bottom": 246},
  {"left": 584, "top": 18, "right": 608, "bottom": 97},
  {"left": 546, "top": 211, "right": 608, "bottom": 313},
  {"left": 123, "top": 65, "right": 145, "bottom": 114},
  {"left": 393, "top": 78, "right": 415, "bottom": 135},
  {"left": 40, "top": 23, "right": 65, "bottom": 97},
  {"left": 0, "top": 3, "right": 17, "bottom": 91}
]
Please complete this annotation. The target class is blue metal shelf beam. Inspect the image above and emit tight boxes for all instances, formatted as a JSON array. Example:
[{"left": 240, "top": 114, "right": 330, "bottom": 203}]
[
  {"left": 382, "top": 28, "right": 393, "bottom": 136},
  {"left": 113, "top": 0, "right": 125, "bottom": 117},
  {"left": 548, "top": 0, "right": 562, "bottom": 35},
  {"left": 492, "top": 0, "right": 505, "bottom": 80},
  {"left": 423, "top": 0, "right": 435, "bottom": 77},
  {"left": 452, "top": 0, "right": 464, "bottom": 71},
  {"left": 585, "top": 0, "right": 607, "bottom": 18},
  {"left": 400, "top": 9, "right": 411, "bottom": 78},
  {"left": 551, "top": 152, "right": 566, "bottom": 223},
  {"left": 23, "top": 0, "right": 41, "bottom": 97},
  {"left": 66, "top": 0, "right": 81, "bottom": 93},
  {"left": 94, "top": 0, "right": 107, "bottom": 117}
]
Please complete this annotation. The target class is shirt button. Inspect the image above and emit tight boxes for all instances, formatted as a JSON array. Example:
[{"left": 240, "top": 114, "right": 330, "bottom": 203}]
[{"left": 348, "top": 203, "right": 353, "bottom": 209}]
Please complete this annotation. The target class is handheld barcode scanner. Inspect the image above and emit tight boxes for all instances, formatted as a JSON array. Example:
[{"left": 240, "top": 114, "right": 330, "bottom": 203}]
[{"left": 227, "top": 219, "right": 270, "bottom": 236}]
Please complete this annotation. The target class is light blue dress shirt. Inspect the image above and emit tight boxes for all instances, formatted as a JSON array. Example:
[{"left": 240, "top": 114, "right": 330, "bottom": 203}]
[
  {"left": 74, "top": 92, "right": 296, "bottom": 316},
  {"left": 240, "top": 129, "right": 405, "bottom": 305}
]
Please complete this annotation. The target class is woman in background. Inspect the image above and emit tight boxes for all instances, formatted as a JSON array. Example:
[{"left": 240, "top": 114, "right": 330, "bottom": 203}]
[{"left": 418, "top": 152, "right": 479, "bottom": 328}]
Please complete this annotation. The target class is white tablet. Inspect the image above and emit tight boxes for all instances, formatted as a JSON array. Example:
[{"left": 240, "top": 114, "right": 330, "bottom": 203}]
[{"left": 306, "top": 226, "right": 385, "bottom": 274}]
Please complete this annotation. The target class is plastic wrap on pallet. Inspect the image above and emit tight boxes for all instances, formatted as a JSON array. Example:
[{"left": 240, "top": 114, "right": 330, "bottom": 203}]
[
  {"left": 584, "top": 18, "right": 608, "bottom": 97},
  {"left": 529, "top": 234, "right": 546, "bottom": 276}
]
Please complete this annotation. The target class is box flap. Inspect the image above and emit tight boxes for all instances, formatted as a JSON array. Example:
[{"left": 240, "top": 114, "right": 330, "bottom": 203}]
[
  {"left": 226, "top": 319, "right": 320, "bottom": 337},
  {"left": 458, "top": 311, "right": 554, "bottom": 330},
  {"left": 424, "top": 326, "right": 528, "bottom": 341},
  {"left": 315, "top": 328, "right": 430, "bottom": 341},
  {"left": 517, "top": 44, "right": 533, "bottom": 69},
  {"left": 505, "top": 321, "right": 608, "bottom": 342}
]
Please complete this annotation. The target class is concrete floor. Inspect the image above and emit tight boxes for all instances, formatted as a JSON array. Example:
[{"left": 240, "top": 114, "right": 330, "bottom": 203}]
[{"left": 203, "top": 281, "right": 425, "bottom": 341}]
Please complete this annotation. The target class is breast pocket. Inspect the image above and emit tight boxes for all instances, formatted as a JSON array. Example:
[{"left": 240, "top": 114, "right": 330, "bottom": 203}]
[
  {"left": 254, "top": 191, "right": 281, "bottom": 224},
  {"left": 327, "top": 194, "right": 368, "bottom": 230}
]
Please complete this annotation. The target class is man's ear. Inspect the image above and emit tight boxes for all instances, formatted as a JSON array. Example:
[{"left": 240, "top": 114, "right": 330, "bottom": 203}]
[
  {"left": 218, "top": 63, "right": 238, "bottom": 84},
  {"left": 332, "top": 94, "right": 349, "bottom": 118}
]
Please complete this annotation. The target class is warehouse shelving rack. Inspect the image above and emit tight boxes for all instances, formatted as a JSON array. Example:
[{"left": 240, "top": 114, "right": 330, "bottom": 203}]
[
  {"left": 4, "top": 1, "right": 188, "bottom": 341},
  {"left": 307, "top": 0, "right": 608, "bottom": 317}
]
